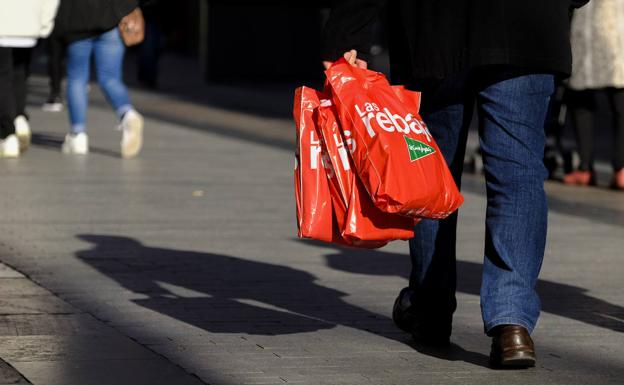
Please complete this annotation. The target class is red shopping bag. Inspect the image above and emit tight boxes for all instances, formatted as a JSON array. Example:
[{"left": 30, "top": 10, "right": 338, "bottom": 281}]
[
  {"left": 316, "top": 97, "right": 416, "bottom": 244},
  {"left": 326, "top": 59, "right": 463, "bottom": 219},
  {"left": 392, "top": 85, "right": 422, "bottom": 110},
  {"left": 293, "top": 86, "right": 345, "bottom": 243}
]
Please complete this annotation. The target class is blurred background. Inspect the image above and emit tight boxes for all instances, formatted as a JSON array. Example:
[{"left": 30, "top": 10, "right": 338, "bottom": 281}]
[
  {"left": 33, "top": 0, "right": 616, "bottom": 177},
  {"left": 3, "top": 0, "right": 621, "bottom": 179}
]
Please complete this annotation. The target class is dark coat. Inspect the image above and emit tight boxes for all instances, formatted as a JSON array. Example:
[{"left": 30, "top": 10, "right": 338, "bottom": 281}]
[
  {"left": 53, "top": 0, "right": 139, "bottom": 43},
  {"left": 322, "top": 0, "right": 589, "bottom": 83}
]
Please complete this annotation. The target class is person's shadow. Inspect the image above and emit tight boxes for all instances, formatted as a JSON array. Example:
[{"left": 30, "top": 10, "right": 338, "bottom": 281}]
[
  {"left": 75, "top": 234, "right": 490, "bottom": 367},
  {"left": 319, "top": 243, "right": 624, "bottom": 334}
]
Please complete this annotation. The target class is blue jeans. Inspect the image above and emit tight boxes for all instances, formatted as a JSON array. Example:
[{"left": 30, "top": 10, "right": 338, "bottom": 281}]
[
  {"left": 408, "top": 68, "right": 555, "bottom": 336},
  {"left": 66, "top": 28, "right": 132, "bottom": 134}
]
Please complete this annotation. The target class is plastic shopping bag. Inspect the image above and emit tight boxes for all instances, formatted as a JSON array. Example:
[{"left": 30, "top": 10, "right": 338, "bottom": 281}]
[
  {"left": 293, "top": 87, "right": 412, "bottom": 249},
  {"left": 293, "top": 86, "right": 344, "bottom": 243},
  {"left": 325, "top": 59, "right": 464, "bottom": 219},
  {"left": 316, "top": 97, "right": 416, "bottom": 244},
  {"left": 392, "top": 85, "right": 422, "bottom": 110}
]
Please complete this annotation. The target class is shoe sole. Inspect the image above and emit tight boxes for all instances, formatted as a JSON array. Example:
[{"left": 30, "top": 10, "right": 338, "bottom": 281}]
[
  {"left": 121, "top": 114, "right": 144, "bottom": 159},
  {"left": 61, "top": 143, "right": 89, "bottom": 155},
  {"left": 62, "top": 147, "right": 89, "bottom": 155},
  {"left": 42, "top": 104, "right": 63, "bottom": 112},
  {"left": 0, "top": 151, "right": 19, "bottom": 158},
  {"left": 0, "top": 147, "right": 20, "bottom": 158},
  {"left": 1, "top": 136, "right": 20, "bottom": 158},
  {"left": 490, "top": 354, "right": 536, "bottom": 369}
]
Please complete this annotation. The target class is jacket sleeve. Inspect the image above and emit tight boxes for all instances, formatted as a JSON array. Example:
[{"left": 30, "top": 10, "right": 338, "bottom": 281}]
[
  {"left": 39, "top": 0, "right": 60, "bottom": 38},
  {"left": 322, "top": 0, "right": 387, "bottom": 62},
  {"left": 112, "top": 0, "right": 140, "bottom": 20},
  {"left": 570, "top": 0, "right": 589, "bottom": 9}
]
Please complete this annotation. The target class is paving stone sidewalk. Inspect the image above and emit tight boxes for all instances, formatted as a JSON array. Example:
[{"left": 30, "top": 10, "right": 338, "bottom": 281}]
[
  {"left": 0, "top": 77, "right": 623, "bottom": 384},
  {"left": 0, "top": 261, "right": 204, "bottom": 385}
]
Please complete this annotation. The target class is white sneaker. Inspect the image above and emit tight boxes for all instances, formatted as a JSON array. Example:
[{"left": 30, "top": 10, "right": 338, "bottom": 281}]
[
  {"left": 119, "top": 109, "right": 143, "bottom": 159},
  {"left": 42, "top": 95, "right": 64, "bottom": 112},
  {"left": 14, "top": 115, "right": 31, "bottom": 152},
  {"left": 0, "top": 134, "right": 20, "bottom": 158},
  {"left": 62, "top": 132, "right": 89, "bottom": 155}
]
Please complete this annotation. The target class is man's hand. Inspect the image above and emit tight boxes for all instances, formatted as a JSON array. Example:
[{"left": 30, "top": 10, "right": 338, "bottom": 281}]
[{"left": 323, "top": 49, "right": 368, "bottom": 70}]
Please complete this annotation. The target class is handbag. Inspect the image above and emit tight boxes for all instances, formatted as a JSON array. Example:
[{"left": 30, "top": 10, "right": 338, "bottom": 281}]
[{"left": 118, "top": 7, "right": 145, "bottom": 46}]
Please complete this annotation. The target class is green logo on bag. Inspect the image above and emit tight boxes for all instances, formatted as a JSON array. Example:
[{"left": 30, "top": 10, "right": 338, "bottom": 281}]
[{"left": 404, "top": 136, "right": 436, "bottom": 162}]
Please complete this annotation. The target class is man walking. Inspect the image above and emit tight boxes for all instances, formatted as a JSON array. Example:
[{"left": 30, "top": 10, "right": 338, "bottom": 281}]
[{"left": 323, "top": 0, "right": 588, "bottom": 368}]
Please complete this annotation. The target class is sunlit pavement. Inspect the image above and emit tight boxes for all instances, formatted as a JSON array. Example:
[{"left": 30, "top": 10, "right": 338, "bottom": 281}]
[{"left": 0, "top": 76, "right": 622, "bottom": 385}]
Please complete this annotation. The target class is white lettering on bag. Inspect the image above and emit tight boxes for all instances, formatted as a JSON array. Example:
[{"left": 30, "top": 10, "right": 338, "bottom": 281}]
[
  {"left": 376, "top": 112, "right": 395, "bottom": 132},
  {"left": 354, "top": 102, "right": 379, "bottom": 138},
  {"left": 354, "top": 102, "right": 433, "bottom": 142},
  {"left": 333, "top": 132, "right": 351, "bottom": 171},
  {"left": 309, "top": 130, "right": 321, "bottom": 169}
]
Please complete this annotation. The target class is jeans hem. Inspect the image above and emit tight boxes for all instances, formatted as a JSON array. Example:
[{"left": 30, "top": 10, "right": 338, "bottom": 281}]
[
  {"left": 484, "top": 317, "right": 536, "bottom": 336},
  {"left": 70, "top": 124, "right": 86, "bottom": 135},
  {"left": 116, "top": 104, "right": 133, "bottom": 120}
]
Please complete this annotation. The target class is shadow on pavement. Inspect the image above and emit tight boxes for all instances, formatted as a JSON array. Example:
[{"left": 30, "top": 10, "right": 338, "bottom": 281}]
[
  {"left": 31, "top": 132, "right": 121, "bottom": 158},
  {"left": 461, "top": 175, "right": 624, "bottom": 228},
  {"left": 317, "top": 243, "right": 624, "bottom": 334},
  {"left": 545, "top": 193, "right": 624, "bottom": 228},
  {"left": 74, "top": 234, "right": 490, "bottom": 368},
  {"left": 410, "top": 342, "right": 489, "bottom": 367},
  {"left": 76, "top": 235, "right": 336, "bottom": 335}
]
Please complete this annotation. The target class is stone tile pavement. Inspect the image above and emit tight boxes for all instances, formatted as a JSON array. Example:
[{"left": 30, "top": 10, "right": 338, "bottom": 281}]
[{"left": 0, "top": 77, "right": 622, "bottom": 384}]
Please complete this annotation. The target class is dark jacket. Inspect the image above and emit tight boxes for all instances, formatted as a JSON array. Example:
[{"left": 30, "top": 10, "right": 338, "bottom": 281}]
[
  {"left": 53, "top": 0, "right": 139, "bottom": 43},
  {"left": 323, "top": 0, "right": 589, "bottom": 83}
]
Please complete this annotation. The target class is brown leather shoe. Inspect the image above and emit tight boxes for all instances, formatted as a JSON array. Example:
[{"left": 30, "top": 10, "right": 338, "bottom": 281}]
[{"left": 489, "top": 325, "right": 536, "bottom": 368}]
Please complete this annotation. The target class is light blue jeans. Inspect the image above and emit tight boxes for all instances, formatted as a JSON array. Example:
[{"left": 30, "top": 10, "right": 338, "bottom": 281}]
[
  {"left": 407, "top": 68, "right": 555, "bottom": 336},
  {"left": 66, "top": 28, "right": 133, "bottom": 134}
]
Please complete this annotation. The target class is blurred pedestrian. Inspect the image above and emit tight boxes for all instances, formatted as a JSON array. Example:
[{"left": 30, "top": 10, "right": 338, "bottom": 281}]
[
  {"left": 323, "top": 0, "right": 587, "bottom": 369},
  {"left": 564, "top": 0, "right": 624, "bottom": 190},
  {"left": 53, "top": 0, "right": 146, "bottom": 158},
  {"left": 0, "top": 0, "right": 59, "bottom": 157},
  {"left": 137, "top": 0, "right": 163, "bottom": 89},
  {"left": 41, "top": 33, "right": 66, "bottom": 112}
]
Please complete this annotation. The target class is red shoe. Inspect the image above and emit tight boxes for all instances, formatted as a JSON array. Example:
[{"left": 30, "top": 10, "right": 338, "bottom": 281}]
[
  {"left": 611, "top": 170, "right": 624, "bottom": 190},
  {"left": 562, "top": 170, "right": 596, "bottom": 186}
]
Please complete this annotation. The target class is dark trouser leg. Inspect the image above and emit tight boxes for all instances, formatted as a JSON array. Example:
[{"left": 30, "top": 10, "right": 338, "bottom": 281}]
[
  {"left": 608, "top": 88, "right": 624, "bottom": 171},
  {"left": 48, "top": 36, "right": 65, "bottom": 97},
  {"left": 12, "top": 48, "right": 32, "bottom": 118},
  {"left": 568, "top": 90, "right": 596, "bottom": 171},
  {"left": 0, "top": 47, "right": 16, "bottom": 139},
  {"left": 407, "top": 74, "right": 474, "bottom": 338}
]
